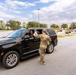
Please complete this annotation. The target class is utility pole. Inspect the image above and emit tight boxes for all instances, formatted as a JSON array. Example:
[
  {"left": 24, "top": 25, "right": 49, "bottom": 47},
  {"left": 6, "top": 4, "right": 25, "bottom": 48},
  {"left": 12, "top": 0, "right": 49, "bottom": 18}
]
[{"left": 37, "top": 9, "right": 40, "bottom": 27}]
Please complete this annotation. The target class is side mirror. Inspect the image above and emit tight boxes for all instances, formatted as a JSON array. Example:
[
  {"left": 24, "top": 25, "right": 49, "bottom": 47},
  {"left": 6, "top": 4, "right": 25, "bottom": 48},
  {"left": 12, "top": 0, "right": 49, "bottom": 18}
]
[{"left": 22, "top": 35, "right": 29, "bottom": 39}]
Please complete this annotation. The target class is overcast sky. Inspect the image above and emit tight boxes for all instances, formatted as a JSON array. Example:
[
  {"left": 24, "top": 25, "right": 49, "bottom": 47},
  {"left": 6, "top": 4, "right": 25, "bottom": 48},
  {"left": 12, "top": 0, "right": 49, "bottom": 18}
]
[{"left": 0, "top": 0, "right": 76, "bottom": 26}]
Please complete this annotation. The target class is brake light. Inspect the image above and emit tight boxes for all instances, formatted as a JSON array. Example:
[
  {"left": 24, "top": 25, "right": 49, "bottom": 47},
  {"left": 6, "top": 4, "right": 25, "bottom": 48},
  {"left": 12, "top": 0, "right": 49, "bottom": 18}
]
[{"left": 1, "top": 52, "right": 4, "bottom": 56}]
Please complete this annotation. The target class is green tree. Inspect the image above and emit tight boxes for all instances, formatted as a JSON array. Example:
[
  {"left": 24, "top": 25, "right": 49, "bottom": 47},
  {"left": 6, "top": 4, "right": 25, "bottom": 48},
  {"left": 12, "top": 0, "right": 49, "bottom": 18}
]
[
  {"left": 21, "top": 22, "right": 27, "bottom": 28},
  {"left": 27, "top": 21, "right": 38, "bottom": 28},
  {"left": 61, "top": 24, "right": 68, "bottom": 29},
  {"left": 50, "top": 24, "right": 59, "bottom": 29},
  {"left": 69, "top": 22, "right": 76, "bottom": 29},
  {"left": 40, "top": 23, "right": 47, "bottom": 28},
  {"left": 0, "top": 20, "right": 5, "bottom": 30},
  {"left": 6, "top": 20, "right": 21, "bottom": 30},
  {"left": 27, "top": 21, "right": 47, "bottom": 28}
]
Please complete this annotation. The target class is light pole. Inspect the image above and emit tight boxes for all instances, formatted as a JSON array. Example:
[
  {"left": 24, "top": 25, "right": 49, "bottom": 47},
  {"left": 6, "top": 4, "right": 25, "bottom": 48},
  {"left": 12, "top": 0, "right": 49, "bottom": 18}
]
[
  {"left": 71, "top": 17, "right": 73, "bottom": 29},
  {"left": 37, "top": 9, "right": 40, "bottom": 27}
]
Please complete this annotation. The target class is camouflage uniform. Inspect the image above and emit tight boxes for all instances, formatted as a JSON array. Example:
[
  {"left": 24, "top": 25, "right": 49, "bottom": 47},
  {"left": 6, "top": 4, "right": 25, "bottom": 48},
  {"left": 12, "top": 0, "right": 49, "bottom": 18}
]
[{"left": 34, "top": 31, "right": 51, "bottom": 64}]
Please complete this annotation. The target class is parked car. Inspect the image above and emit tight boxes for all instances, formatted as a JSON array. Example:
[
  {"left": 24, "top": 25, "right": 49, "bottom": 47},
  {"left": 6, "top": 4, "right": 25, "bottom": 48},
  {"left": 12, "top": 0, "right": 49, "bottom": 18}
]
[
  {"left": 65, "top": 30, "right": 71, "bottom": 34},
  {"left": 0, "top": 28, "right": 58, "bottom": 69}
]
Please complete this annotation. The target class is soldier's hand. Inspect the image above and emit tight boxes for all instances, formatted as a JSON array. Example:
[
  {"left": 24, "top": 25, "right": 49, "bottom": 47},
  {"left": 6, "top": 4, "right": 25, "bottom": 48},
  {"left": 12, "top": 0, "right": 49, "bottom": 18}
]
[{"left": 33, "top": 31, "right": 37, "bottom": 36}]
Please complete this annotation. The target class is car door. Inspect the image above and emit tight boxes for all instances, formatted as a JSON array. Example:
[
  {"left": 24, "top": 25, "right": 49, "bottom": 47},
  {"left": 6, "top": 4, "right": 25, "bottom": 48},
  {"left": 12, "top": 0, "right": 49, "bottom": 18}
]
[
  {"left": 33, "top": 29, "right": 42, "bottom": 49},
  {"left": 29, "top": 29, "right": 40, "bottom": 50},
  {"left": 22, "top": 30, "right": 35, "bottom": 55}
]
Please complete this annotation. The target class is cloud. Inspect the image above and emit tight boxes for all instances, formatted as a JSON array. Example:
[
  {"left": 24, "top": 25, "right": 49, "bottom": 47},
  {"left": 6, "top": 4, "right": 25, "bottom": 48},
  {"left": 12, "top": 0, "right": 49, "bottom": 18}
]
[
  {"left": 39, "top": 0, "right": 58, "bottom": 3},
  {"left": 0, "top": 0, "right": 76, "bottom": 26},
  {"left": 14, "top": 1, "right": 35, "bottom": 7},
  {"left": 34, "top": 0, "right": 58, "bottom": 4},
  {"left": 5, "top": 0, "right": 35, "bottom": 8},
  {"left": 0, "top": 12, "right": 15, "bottom": 18},
  {"left": 9, "top": 9, "right": 22, "bottom": 14},
  {"left": 0, "top": 3, "right": 7, "bottom": 11},
  {"left": 32, "top": 0, "right": 76, "bottom": 25},
  {"left": 13, "top": 16, "right": 29, "bottom": 23},
  {"left": 0, "top": 18, "right": 4, "bottom": 20},
  {"left": 0, "top": 5, "right": 7, "bottom": 11},
  {"left": 12, "top": 10, "right": 21, "bottom": 14}
]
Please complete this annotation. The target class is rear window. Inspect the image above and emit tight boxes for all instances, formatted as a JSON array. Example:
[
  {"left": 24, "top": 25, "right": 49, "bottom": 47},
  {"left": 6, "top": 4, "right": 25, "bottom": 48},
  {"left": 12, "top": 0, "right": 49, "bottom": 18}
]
[{"left": 46, "top": 29, "right": 56, "bottom": 35}]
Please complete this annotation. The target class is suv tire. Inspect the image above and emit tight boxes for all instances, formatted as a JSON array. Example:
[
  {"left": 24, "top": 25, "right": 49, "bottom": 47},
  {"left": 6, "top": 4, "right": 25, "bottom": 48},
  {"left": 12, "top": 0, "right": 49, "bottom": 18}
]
[
  {"left": 47, "top": 43, "right": 54, "bottom": 53},
  {"left": 2, "top": 51, "right": 20, "bottom": 69}
]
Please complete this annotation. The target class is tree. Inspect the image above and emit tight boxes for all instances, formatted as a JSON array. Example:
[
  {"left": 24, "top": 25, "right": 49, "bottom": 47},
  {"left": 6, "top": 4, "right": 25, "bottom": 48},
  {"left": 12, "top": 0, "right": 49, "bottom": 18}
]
[
  {"left": 27, "top": 21, "right": 38, "bottom": 28},
  {"left": 21, "top": 22, "right": 27, "bottom": 28},
  {"left": 40, "top": 23, "right": 47, "bottom": 28},
  {"left": 50, "top": 24, "right": 59, "bottom": 29},
  {"left": 27, "top": 21, "right": 47, "bottom": 28},
  {"left": 61, "top": 24, "right": 68, "bottom": 29},
  {"left": 0, "top": 20, "right": 5, "bottom": 30},
  {"left": 69, "top": 22, "right": 76, "bottom": 29},
  {"left": 6, "top": 20, "right": 21, "bottom": 30}
]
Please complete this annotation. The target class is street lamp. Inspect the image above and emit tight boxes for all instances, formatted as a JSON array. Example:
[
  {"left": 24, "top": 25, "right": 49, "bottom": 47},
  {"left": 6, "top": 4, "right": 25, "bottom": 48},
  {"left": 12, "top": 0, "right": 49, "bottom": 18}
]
[
  {"left": 71, "top": 17, "right": 73, "bottom": 29},
  {"left": 37, "top": 9, "right": 40, "bottom": 27}
]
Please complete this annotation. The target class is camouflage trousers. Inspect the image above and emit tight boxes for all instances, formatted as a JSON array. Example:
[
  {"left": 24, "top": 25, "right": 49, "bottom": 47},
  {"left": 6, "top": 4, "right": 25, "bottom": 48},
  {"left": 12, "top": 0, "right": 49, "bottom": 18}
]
[{"left": 39, "top": 47, "right": 46, "bottom": 62}]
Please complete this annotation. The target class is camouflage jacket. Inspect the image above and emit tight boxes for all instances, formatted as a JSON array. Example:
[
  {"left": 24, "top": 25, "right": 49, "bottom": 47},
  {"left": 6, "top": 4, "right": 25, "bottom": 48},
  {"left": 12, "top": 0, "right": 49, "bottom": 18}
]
[{"left": 34, "top": 32, "right": 51, "bottom": 49}]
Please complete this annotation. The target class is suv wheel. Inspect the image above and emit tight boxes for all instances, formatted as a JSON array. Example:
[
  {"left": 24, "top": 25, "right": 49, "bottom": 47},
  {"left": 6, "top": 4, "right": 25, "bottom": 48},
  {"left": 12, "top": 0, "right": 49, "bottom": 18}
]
[
  {"left": 47, "top": 43, "right": 54, "bottom": 53},
  {"left": 2, "top": 51, "right": 20, "bottom": 69}
]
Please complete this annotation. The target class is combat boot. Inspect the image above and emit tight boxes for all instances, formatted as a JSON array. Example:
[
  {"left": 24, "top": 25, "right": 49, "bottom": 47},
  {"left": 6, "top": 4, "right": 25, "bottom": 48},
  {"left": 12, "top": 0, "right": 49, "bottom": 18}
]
[{"left": 40, "top": 61, "right": 45, "bottom": 65}]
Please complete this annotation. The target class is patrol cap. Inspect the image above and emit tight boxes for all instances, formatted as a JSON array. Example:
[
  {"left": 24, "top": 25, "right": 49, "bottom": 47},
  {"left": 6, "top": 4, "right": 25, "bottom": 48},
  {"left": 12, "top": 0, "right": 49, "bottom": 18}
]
[
  {"left": 42, "top": 29, "right": 46, "bottom": 32},
  {"left": 42, "top": 29, "right": 46, "bottom": 33}
]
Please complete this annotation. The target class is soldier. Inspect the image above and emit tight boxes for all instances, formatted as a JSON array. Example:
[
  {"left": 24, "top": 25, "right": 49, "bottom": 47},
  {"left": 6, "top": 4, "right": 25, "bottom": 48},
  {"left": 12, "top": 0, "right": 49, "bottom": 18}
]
[{"left": 33, "top": 29, "right": 51, "bottom": 65}]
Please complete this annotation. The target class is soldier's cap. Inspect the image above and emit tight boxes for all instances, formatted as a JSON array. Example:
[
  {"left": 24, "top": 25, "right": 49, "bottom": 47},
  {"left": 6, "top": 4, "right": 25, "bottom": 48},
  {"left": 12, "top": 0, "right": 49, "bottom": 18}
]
[{"left": 42, "top": 29, "right": 46, "bottom": 32}]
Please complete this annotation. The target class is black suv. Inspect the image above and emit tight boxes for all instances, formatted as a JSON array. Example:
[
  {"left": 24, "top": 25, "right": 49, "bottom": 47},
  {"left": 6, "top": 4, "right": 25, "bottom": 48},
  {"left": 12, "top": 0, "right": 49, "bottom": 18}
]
[{"left": 0, "top": 28, "right": 58, "bottom": 69}]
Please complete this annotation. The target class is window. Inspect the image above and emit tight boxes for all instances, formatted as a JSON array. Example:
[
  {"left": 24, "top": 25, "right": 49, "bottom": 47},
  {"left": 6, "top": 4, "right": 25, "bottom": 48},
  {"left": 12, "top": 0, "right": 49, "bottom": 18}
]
[
  {"left": 46, "top": 29, "right": 56, "bottom": 35},
  {"left": 29, "top": 30, "right": 34, "bottom": 34},
  {"left": 36, "top": 29, "right": 42, "bottom": 34},
  {"left": 7, "top": 29, "right": 25, "bottom": 38}
]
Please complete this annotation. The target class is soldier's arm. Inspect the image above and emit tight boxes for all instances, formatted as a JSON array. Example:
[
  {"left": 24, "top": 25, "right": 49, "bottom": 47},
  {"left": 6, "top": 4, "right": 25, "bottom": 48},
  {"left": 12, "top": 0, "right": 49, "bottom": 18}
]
[{"left": 33, "top": 31, "right": 41, "bottom": 38}]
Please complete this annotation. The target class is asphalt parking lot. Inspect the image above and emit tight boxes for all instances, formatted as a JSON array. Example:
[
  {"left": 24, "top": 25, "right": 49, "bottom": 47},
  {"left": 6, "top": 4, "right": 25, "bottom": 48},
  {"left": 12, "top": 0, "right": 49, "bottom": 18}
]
[
  {"left": 0, "top": 32, "right": 76, "bottom": 75},
  {"left": 0, "top": 31, "right": 13, "bottom": 37}
]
